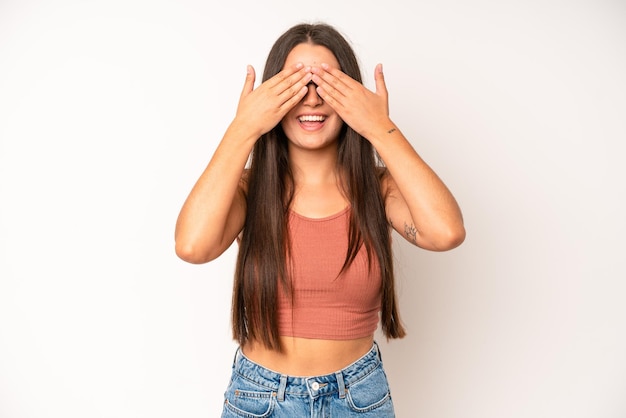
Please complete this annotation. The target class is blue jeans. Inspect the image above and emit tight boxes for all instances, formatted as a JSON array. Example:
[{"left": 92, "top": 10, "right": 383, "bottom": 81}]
[{"left": 221, "top": 342, "right": 395, "bottom": 417}]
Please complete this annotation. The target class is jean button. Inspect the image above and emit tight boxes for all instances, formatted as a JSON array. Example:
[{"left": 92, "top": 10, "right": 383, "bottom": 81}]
[{"left": 311, "top": 382, "right": 320, "bottom": 391}]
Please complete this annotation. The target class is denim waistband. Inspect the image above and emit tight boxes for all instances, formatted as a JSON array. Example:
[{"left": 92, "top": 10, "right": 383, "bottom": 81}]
[{"left": 232, "top": 342, "right": 382, "bottom": 401}]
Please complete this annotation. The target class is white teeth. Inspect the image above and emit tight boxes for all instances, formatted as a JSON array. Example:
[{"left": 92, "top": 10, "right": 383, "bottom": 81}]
[{"left": 299, "top": 115, "right": 325, "bottom": 122}]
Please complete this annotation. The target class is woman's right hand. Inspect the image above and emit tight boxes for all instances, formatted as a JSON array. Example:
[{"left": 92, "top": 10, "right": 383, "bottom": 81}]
[{"left": 232, "top": 63, "right": 313, "bottom": 138}]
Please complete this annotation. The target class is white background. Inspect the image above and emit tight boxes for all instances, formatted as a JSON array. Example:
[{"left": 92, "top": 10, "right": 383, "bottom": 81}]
[{"left": 1, "top": 1, "right": 625, "bottom": 417}]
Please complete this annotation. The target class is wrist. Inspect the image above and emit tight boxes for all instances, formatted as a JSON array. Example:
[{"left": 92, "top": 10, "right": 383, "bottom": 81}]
[
  {"left": 363, "top": 118, "right": 398, "bottom": 144},
  {"left": 225, "top": 119, "right": 262, "bottom": 148}
]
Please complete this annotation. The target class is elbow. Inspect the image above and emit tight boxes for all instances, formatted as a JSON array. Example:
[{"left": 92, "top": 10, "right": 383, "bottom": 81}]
[
  {"left": 447, "top": 225, "right": 466, "bottom": 249},
  {"left": 423, "top": 224, "right": 466, "bottom": 252},
  {"left": 175, "top": 240, "right": 217, "bottom": 264},
  {"left": 437, "top": 224, "right": 466, "bottom": 251}
]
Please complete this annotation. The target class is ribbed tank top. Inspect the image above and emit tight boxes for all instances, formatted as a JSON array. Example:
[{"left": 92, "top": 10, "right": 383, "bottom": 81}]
[{"left": 277, "top": 206, "right": 382, "bottom": 340}]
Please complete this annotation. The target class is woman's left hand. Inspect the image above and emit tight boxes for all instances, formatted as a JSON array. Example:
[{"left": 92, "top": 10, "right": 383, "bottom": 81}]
[{"left": 311, "top": 63, "right": 393, "bottom": 139}]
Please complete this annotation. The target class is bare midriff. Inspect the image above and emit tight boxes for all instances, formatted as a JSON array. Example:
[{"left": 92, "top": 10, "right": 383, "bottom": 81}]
[{"left": 242, "top": 335, "right": 374, "bottom": 376}]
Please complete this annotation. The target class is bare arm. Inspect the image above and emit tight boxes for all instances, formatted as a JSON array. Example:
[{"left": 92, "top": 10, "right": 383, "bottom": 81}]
[
  {"left": 175, "top": 64, "right": 313, "bottom": 263},
  {"left": 174, "top": 122, "right": 252, "bottom": 264},
  {"left": 311, "top": 63, "right": 465, "bottom": 251},
  {"left": 377, "top": 136, "right": 465, "bottom": 251}
]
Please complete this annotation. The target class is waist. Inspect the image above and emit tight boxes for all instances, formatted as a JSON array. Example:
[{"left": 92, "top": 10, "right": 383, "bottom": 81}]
[
  {"left": 233, "top": 341, "right": 382, "bottom": 396},
  {"left": 242, "top": 336, "right": 374, "bottom": 376}
]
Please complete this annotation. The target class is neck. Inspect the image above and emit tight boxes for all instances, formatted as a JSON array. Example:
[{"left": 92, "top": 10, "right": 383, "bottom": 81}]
[
  {"left": 288, "top": 144, "right": 349, "bottom": 217},
  {"left": 289, "top": 144, "right": 339, "bottom": 187}
]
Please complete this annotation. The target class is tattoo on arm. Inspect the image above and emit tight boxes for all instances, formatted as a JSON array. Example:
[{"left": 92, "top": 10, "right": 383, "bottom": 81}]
[
  {"left": 387, "top": 128, "right": 397, "bottom": 134},
  {"left": 404, "top": 222, "right": 418, "bottom": 244}
]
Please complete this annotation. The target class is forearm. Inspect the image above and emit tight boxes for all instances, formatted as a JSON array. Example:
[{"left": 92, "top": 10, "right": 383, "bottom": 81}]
[
  {"left": 175, "top": 121, "right": 257, "bottom": 263},
  {"left": 175, "top": 62, "right": 314, "bottom": 263},
  {"left": 369, "top": 121, "right": 465, "bottom": 250}
]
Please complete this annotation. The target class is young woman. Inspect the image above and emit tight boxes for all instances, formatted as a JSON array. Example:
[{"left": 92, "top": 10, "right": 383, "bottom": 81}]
[{"left": 175, "top": 22, "right": 465, "bottom": 418}]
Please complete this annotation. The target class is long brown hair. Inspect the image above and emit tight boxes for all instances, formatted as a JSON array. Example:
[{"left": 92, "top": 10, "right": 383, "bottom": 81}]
[{"left": 232, "top": 23, "right": 406, "bottom": 350}]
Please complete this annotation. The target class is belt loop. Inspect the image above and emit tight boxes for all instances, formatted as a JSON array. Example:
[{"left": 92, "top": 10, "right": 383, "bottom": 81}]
[
  {"left": 374, "top": 341, "right": 382, "bottom": 362},
  {"left": 335, "top": 371, "right": 346, "bottom": 399},
  {"left": 277, "top": 375, "right": 287, "bottom": 402}
]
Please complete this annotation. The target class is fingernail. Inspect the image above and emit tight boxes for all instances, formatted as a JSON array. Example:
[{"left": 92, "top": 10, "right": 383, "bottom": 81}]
[
  {"left": 321, "top": 63, "right": 329, "bottom": 69},
  {"left": 295, "top": 62, "right": 304, "bottom": 69}
]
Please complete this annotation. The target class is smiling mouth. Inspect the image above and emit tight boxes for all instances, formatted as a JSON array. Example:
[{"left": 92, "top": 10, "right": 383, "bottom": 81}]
[{"left": 298, "top": 115, "right": 326, "bottom": 122}]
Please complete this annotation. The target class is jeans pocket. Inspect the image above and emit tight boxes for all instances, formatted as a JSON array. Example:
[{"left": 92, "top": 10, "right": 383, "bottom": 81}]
[
  {"left": 222, "top": 376, "right": 276, "bottom": 418},
  {"left": 345, "top": 365, "right": 392, "bottom": 413}
]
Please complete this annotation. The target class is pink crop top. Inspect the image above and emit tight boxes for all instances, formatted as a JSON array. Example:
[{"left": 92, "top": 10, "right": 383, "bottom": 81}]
[{"left": 277, "top": 206, "right": 382, "bottom": 340}]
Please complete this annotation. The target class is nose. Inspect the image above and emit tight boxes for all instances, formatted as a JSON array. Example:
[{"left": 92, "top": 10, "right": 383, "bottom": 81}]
[{"left": 303, "top": 82, "right": 322, "bottom": 106}]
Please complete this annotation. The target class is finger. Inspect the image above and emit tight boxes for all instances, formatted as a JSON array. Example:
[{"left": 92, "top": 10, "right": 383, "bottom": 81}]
[
  {"left": 314, "top": 85, "right": 339, "bottom": 109},
  {"left": 374, "top": 63, "right": 388, "bottom": 98},
  {"left": 317, "top": 63, "right": 352, "bottom": 91},
  {"left": 311, "top": 64, "right": 351, "bottom": 104},
  {"left": 279, "top": 84, "right": 309, "bottom": 111},
  {"left": 310, "top": 75, "right": 345, "bottom": 109},
  {"left": 275, "top": 64, "right": 311, "bottom": 94},
  {"left": 276, "top": 69, "right": 312, "bottom": 104},
  {"left": 240, "top": 65, "right": 255, "bottom": 98},
  {"left": 267, "top": 62, "right": 306, "bottom": 89}
]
